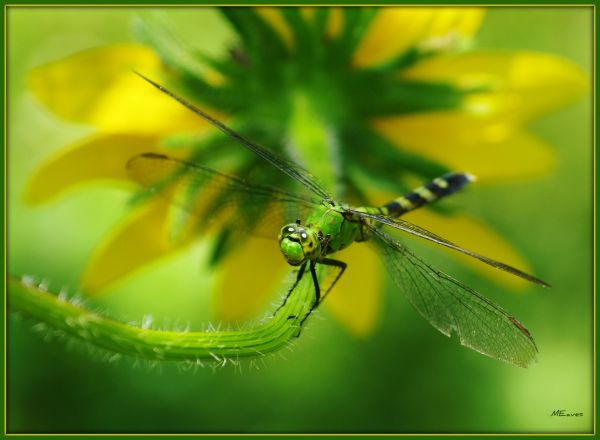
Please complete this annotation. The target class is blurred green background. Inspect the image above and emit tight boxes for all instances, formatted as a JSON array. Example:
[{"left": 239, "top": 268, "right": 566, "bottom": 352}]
[{"left": 7, "top": 7, "right": 592, "bottom": 433}]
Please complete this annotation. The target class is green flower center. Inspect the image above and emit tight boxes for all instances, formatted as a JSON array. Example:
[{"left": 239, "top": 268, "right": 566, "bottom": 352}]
[{"left": 135, "top": 8, "right": 478, "bottom": 262}]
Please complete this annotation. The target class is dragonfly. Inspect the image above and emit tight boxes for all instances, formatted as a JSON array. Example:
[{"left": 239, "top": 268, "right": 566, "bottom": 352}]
[{"left": 128, "top": 72, "right": 549, "bottom": 368}]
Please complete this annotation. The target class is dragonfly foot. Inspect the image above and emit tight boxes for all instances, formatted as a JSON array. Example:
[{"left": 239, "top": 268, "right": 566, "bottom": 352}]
[{"left": 287, "top": 315, "right": 297, "bottom": 320}]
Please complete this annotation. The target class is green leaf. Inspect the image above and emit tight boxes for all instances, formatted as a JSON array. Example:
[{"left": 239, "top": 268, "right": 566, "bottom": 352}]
[
  {"left": 280, "top": 9, "right": 312, "bottom": 59},
  {"left": 219, "top": 8, "right": 288, "bottom": 62}
]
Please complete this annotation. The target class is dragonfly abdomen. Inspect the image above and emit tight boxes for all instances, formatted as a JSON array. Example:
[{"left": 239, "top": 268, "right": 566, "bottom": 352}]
[{"left": 380, "top": 172, "right": 475, "bottom": 217}]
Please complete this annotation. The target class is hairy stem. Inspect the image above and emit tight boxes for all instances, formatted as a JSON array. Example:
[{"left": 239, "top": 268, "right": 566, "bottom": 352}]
[{"left": 8, "top": 273, "right": 316, "bottom": 362}]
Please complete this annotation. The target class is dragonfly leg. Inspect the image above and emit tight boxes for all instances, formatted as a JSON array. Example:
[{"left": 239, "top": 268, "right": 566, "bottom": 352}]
[
  {"left": 272, "top": 262, "right": 306, "bottom": 318},
  {"left": 294, "top": 261, "right": 321, "bottom": 335},
  {"left": 296, "top": 258, "right": 347, "bottom": 336},
  {"left": 318, "top": 258, "right": 347, "bottom": 303}
]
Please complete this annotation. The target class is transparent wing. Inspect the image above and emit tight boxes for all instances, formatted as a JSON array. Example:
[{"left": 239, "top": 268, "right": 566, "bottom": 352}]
[
  {"left": 127, "top": 153, "right": 321, "bottom": 238},
  {"left": 369, "top": 227, "right": 538, "bottom": 368},
  {"left": 135, "top": 72, "right": 333, "bottom": 201},
  {"left": 346, "top": 208, "right": 549, "bottom": 287}
]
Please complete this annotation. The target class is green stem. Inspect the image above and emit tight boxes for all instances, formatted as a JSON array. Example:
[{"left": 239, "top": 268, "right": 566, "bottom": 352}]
[{"left": 8, "top": 273, "right": 317, "bottom": 362}]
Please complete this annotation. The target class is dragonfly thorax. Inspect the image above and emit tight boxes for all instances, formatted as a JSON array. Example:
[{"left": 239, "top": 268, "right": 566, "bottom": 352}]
[{"left": 278, "top": 223, "right": 321, "bottom": 266}]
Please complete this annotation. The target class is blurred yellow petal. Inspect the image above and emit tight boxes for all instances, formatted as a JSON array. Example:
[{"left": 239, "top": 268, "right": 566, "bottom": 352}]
[
  {"left": 354, "top": 8, "right": 435, "bottom": 67},
  {"left": 25, "top": 134, "right": 163, "bottom": 204},
  {"left": 403, "top": 209, "right": 532, "bottom": 290},
  {"left": 354, "top": 7, "right": 484, "bottom": 67},
  {"left": 402, "top": 50, "right": 587, "bottom": 123},
  {"left": 430, "top": 8, "right": 484, "bottom": 38},
  {"left": 255, "top": 7, "right": 343, "bottom": 49},
  {"left": 325, "top": 244, "right": 383, "bottom": 338},
  {"left": 90, "top": 71, "right": 213, "bottom": 134},
  {"left": 325, "top": 8, "right": 343, "bottom": 38},
  {"left": 29, "top": 44, "right": 155, "bottom": 124},
  {"left": 372, "top": 112, "right": 556, "bottom": 182},
  {"left": 422, "top": 131, "right": 555, "bottom": 183},
  {"left": 214, "top": 237, "right": 287, "bottom": 322},
  {"left": 255, "top": 7, "right": 293, "bottom": 48},
  {"left": 297, "top": 7, "right": 343, "bottom": 38},
  {"left": 81, "top": 197, "right": 188, "bottom": 294},
  {"left": 28, "top": 44, "right": 210, "bottom": 134}
]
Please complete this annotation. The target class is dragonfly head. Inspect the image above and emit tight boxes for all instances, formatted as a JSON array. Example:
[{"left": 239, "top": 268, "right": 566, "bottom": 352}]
[{"left": 278, "top": 223, "right": 321, "bottom": 266}]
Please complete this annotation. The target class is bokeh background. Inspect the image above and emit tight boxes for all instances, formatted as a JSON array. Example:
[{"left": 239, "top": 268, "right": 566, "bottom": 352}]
[{"left": 7, "top": 7, "right": 593, "bottom": 433}]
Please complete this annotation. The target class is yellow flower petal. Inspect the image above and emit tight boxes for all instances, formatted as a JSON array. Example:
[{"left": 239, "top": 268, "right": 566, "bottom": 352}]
[
  {"left": 25, "top": 134, "right": 164, "bottom": 204},
  {"left": 429, "top": 8, "right": 484, "bottom": 38},
  {"left": 29, "top": 44, "right": 155, "bottom": 123},
  {"left": 298, "top": 7, "right": 343, "bottom": 38},
  {"left": 214, "top": 236, "right": 288, "bottom": 322},
  {"left": 255, "top": 8, "right": 294, "bottom": 49},
  {"left": 325, "top": 8, "right": 343, "bottom": 38},
  {"left": 28, "top": 44, "right": 209, "bottom": 134},
  {"left": 81, "top": 197, "right": 188, "bottom": 294},
  {"left": 372, "top": 112, "right": 556, "bottom": 182},
  {"left": 425, "top": 131, "right": 555, "bottom": 183},
  {"left": 354, "top": 7, "right": 484, "bottom": 67},
  {"left": 255, "top": 7, "right": 343, "bottom": 49},
  {"left": 89, "top": 71, "right": 212, "bottom": 135},
  {"left": 402, "top": 209, "right": 532, "bottom": 290},
  {"left": 324, "top": 243, "right": 383, "bottom": 338},
  {"left": 402, "top": 50, "right": 587, "bottom": 123}
]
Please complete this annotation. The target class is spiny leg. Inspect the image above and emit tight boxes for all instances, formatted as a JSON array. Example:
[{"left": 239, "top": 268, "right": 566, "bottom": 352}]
[
  {"left": 296, "top": 258, "right": 347, "bottom": 334},
  {"left": 273, "top": 262, "right": 307, "bottom": 318}
]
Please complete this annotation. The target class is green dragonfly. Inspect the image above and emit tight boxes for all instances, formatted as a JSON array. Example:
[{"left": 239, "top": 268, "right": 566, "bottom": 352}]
[{"left": 128, "top": 72, "right": 549, "bottom": 368}]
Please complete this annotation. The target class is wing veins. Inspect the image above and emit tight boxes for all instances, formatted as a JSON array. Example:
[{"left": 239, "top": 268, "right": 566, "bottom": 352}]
[
  {"left": 134, "top": 72, "right": 332, "bottom": 201},
  {"left": 369, "top": 227, "right": 537, "bottom": 367},
  {"left": 126, "top": 153, "right": 320, "bottom": 238},
  {"left": 127, "top": 153, "right": 319, "bottom": 206},
  {"left": 348, "top": 208, "right": 549, "bottom": 287}
]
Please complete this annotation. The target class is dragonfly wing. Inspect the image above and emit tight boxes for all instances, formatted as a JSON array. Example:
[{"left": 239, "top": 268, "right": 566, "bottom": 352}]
[
  {"left": 135, "top": 72, "right": 333, "bottom": 201},
  {"left": 369, "top": 227, "right": 538, "bottom": 368},
  {"left": 127, "top": 153, "right": 320, "bottom": 238},
  {"left": 346, "top": 208, "right": 549, "bottom": 287}
]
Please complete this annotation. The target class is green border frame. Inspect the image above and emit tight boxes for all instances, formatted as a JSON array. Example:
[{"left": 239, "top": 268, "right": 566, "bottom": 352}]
[{"left": 1, "top": 3, "right": 596, "bottom": 439}]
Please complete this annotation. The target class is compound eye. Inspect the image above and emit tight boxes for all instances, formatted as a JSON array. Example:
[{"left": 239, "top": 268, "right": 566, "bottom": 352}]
[{"left": 282, "top": 225, "right": 295, "bottom": 236}]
